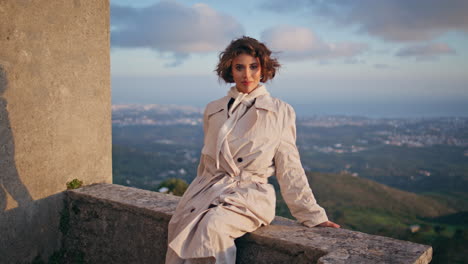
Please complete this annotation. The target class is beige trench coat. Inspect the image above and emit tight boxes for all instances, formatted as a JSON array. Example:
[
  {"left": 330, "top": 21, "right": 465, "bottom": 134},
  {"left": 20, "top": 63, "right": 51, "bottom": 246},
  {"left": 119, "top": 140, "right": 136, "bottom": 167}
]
[{"left": 166, "top": 93, "right": 328, "bottom": 264}]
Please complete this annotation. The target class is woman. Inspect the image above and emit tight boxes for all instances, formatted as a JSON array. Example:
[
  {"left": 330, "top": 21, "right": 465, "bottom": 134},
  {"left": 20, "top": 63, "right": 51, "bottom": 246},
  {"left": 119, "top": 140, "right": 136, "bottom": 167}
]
[{"left": 165, "top": 36, "right": 339, "bottom": 264}]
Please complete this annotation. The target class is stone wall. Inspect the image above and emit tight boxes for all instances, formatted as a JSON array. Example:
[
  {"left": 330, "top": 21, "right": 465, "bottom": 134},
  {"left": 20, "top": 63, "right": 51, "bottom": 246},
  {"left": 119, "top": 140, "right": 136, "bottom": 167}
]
[
  {"left": 0, "top": 1, "right": 111, "bottom": 262},
  {"left": 64, "top": 184, "right": 433, "bottom": 264}
]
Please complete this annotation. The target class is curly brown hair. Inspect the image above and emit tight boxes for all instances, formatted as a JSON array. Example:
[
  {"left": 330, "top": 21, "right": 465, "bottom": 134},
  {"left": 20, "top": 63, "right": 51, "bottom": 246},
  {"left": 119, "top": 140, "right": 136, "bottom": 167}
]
[{"left": 216, "top": 36, "right": 280, "bottom": 83}]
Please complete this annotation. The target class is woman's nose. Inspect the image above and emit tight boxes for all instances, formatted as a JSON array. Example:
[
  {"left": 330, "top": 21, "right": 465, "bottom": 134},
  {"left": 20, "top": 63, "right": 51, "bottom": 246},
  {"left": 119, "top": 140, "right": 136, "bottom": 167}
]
[{"left": 244, "top": 68, "right": 250, "bottom": 77}]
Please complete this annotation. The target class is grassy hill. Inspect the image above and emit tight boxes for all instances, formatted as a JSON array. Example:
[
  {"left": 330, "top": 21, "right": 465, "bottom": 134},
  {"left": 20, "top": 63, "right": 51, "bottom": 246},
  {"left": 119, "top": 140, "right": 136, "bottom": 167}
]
[
  {"left": 272, "top": 172, "right": 468, "bottom": 264},
  {"left": 310, "top": 171, "right": 453, "bottom": 217},
  {"left": 273, "top": 171, "right": 455, "bottom": 228}
]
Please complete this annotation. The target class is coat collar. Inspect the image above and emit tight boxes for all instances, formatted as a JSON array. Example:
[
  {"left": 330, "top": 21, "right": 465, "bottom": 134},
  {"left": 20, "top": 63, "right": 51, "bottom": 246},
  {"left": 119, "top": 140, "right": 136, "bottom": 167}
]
[
  {"left": 205, "top": 96, "right": 230, "bottom": 116},
  {"left": 205, "top": 94, "right": 277, "bottom": 116},
  {"left": 254, "top": 94, "right": 277, "bottom": 113}
]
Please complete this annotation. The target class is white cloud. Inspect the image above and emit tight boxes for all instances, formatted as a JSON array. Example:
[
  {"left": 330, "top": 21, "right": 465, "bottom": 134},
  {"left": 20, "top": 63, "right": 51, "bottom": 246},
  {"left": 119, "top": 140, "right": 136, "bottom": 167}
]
[
  {"left": 260, "top": 25, "right": 368, "bottom": 61},
  {"left": 111, "top": 1, "right": 244, "bottom": 65}
]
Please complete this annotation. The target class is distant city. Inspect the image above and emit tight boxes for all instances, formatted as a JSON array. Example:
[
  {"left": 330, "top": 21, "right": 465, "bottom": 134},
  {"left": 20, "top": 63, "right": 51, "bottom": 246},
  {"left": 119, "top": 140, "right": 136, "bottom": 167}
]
[{"left": 112, "top": 103, "right": 468, "bottom": 150}]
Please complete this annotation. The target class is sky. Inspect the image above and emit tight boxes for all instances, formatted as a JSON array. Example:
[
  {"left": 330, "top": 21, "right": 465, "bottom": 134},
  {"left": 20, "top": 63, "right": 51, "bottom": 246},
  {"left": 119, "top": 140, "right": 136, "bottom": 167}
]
[{"left": 110, "top": 0, "right": 468, "bottom": 117}]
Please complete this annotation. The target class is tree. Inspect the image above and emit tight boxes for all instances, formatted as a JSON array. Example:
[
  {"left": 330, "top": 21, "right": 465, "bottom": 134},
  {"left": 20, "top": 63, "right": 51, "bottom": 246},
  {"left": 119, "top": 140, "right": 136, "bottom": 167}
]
[{"left": 156, "top": 178, "right": 189, "bottom": 196}]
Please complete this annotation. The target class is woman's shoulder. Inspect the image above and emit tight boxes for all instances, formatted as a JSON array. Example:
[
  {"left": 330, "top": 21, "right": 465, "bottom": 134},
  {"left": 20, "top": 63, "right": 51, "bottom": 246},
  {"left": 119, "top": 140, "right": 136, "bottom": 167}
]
[
  {"left": 257, "top": 94, "right": 295, "bottom": 116},
  {"left": 203, "top": 96, "right": 230, "bottom": 116}
]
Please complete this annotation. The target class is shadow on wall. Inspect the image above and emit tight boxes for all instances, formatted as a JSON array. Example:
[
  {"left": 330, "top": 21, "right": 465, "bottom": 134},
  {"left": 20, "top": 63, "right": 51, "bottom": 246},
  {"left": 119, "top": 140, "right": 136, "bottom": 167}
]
[
  {"left": 0, "top": 64, "right": 64, "bottom": 262},
  {"left": 0, "top": 64, "right": 39, "bottom": 260},
  {"left": 0, "top": 64, "right": 33, "bottom": 211}
]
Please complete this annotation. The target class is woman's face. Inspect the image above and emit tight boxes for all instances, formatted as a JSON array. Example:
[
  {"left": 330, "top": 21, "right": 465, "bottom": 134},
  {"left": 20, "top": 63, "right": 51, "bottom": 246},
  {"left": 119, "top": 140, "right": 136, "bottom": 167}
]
[{"left": 231, "top": 54, "right": 261, "bottom": 94}]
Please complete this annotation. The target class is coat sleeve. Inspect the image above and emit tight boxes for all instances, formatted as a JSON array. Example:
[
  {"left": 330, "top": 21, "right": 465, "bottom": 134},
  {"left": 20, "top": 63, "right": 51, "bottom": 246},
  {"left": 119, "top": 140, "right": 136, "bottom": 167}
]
[
  {"left": 274, "top": 104, "right": 328, "bottom": 227},
  {"left": 197, "top": 106, "right": 210, "bottom": 177}
]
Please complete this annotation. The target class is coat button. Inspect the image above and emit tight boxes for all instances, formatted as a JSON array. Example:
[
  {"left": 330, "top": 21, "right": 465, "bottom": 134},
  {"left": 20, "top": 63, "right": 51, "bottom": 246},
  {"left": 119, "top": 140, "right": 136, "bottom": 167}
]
[{"left": 237, "top": 157, "right": 243, "bottom": 162}]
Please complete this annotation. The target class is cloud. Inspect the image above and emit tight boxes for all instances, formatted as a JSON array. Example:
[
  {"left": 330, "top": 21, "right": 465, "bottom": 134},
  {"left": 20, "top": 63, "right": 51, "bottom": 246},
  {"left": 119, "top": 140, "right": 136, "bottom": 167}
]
[
  {"left": 396, "top": 43, "right": 456, "bottom": 60},
  {"left": 261, "top": 0, "right": 311, "bottom": 13},
  {"left": 262, "top": 0, "right": 468, "bottom": 42},
  {"left": 111, "top": 1, "right": 244, "bottom": 65},
  {"left": 260, "top": 25, "right": 368, "bottom": 61}
]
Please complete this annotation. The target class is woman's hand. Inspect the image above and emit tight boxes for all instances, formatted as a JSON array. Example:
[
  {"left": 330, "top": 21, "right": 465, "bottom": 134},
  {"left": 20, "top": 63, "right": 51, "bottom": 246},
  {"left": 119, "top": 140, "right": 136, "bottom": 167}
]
[{"left": 316, "top": 221, "right": 341, "bottom": 228}]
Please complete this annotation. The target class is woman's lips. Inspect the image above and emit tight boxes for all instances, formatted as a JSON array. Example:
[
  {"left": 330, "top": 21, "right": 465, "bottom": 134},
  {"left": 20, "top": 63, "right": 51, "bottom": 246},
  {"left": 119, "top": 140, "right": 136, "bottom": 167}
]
[{"left": 242, "top": 81, "right": 252, "bottom": 85}]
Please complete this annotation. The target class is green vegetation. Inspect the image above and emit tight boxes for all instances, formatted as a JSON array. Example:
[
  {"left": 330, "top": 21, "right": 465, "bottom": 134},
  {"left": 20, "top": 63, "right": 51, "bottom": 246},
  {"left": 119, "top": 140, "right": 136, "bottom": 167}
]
[
  {"left": 113, "top": 143, "right": 198, "bottom": 190},
  {"left": 66, "top": 178, "right": 83, "bottom": 190},
  {"left": 272, "top": 172, "right": 468, "bottom": 264},
  {"left": 155, "top": 178, "right": 189, "bottom": 196}
]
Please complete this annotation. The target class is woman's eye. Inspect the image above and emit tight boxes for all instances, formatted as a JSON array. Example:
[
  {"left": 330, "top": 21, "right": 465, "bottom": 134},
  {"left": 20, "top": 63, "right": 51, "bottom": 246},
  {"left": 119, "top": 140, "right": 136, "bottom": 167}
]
[
  {"left": 235, "top": 65, "right": 243, "bottom": 71},
  {"left": 250, "top": 65, "right": 258, "bottom": 70}
]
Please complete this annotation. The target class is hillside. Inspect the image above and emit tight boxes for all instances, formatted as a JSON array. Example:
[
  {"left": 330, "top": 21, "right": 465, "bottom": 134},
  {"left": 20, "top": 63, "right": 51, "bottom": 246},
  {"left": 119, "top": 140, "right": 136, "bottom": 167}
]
[
  {"left": 309, "top": 171, "right": 454, "bottom": 217},
  {"left": 273, "top": 171, "right": 468, "bottom": 263},
  {"left": 272, "top": 171, "right": 456, "bottom": 233}
]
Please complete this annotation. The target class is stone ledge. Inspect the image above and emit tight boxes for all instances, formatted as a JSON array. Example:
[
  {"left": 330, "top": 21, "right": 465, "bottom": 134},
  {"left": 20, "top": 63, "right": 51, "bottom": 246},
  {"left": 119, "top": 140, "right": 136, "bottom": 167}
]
[{"left": 64, "top": 183, "right": 432, "bottom": 264}]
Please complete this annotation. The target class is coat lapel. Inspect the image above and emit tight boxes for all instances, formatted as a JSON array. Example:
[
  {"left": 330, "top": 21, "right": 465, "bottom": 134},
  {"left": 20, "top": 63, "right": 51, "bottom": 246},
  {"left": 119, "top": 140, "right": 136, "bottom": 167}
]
[
  {"left": 231, "top": 94, "right": 278, "bottom": 137},
  {"left": 203, "top": 94, "right": 279, "bottom": 157},
  {"left": 202, "top": 96, "right": 230, "bottom": 159},
  {"left": 205, "top": 96, "right": 230, "bottom": 128},
  {"left": 254, "top": 94, "right": 277, "bottom": 114},
  {"left": 205, "top": 96, "right": 229, "bottom": 117}
]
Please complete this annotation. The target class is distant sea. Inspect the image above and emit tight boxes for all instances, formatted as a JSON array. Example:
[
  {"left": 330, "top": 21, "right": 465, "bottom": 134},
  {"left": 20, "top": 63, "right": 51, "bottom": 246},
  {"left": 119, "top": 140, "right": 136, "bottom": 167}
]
[
  {"left": 112, "top": 75, "right": 468, "bottom": 118},
  {"left": 112, "top": 101, "right": 468, "bottom": 119},
  {"left": 112, "top": 89, "right": 468, "bottom": 119}
]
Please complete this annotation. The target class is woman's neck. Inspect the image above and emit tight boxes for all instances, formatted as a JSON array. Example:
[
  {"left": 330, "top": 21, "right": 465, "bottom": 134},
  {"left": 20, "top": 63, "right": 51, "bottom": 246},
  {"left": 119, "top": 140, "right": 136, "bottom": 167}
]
[{"left": 236, "top": 84, "right": 261, "bottom": 94}]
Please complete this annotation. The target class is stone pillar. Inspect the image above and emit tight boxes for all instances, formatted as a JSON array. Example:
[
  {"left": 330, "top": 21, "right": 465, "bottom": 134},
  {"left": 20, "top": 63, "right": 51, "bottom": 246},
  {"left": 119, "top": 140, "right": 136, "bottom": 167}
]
[{"left": 0, "top": 0, "right": 111, "bottom": 262}]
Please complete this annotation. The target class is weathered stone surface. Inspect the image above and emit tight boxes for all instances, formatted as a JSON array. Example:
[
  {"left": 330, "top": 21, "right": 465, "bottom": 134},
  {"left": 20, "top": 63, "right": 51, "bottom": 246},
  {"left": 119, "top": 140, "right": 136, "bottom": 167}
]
[
  {"left": 66, "top": 183, "right": 432, "bottom": 264},
  {"left": 68, "top": 182, "right": 180, "bottom": 222},
  {"left": 0, "top": 1, "right": 110, "bottom": 262},
  {"left": 244, "top": 218, "right": 432, "bottom": 264}
]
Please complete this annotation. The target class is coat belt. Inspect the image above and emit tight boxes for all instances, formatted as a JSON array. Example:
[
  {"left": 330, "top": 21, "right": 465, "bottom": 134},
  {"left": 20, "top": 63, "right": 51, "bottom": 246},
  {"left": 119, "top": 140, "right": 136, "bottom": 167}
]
[{"left": 229, "top": 170, "right": 268, "bottom": 184}]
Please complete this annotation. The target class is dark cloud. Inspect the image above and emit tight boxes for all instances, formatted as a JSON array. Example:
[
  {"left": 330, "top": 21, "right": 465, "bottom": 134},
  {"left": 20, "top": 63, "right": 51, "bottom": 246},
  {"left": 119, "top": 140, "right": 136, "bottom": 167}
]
[
  {"left": 396, "top": 43, "right": 456, "bottom": 60},
  {"left": 111, "top": 1, "right": 244, "bottom": 65},
  {"left": 261, "top": 25, "right": 368, "bottom": 61},
  {"left": 262, "top": 0, "right": 468, "bottom": 42}
]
